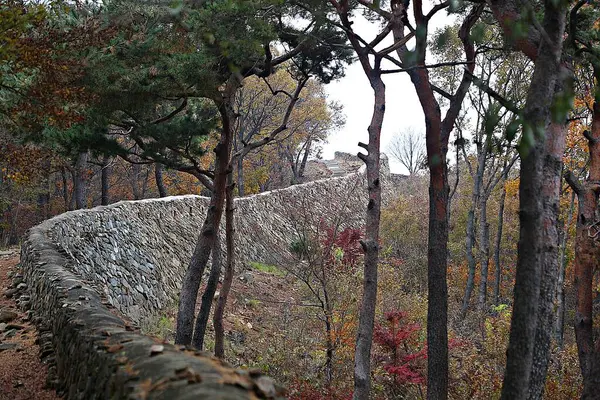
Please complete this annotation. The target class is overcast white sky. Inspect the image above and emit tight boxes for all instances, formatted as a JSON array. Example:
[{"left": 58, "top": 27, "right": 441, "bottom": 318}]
[{"left": 321, "top": 8, "right": 458, "bottom": 174}]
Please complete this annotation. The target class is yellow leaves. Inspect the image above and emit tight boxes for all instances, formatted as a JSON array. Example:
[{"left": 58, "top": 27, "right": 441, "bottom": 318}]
[{"left": 504, "top": 178, "right": 519, "bottom": 198}]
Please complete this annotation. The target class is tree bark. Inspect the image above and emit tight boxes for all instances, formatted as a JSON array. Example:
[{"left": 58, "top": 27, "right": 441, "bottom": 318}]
[
  {"left": 101, "top": 155, "right": 110, "bottom": 206},
  {"left": 131, "top": 163, "right": 142, "bottom": 200},
  {"left": 37, "top": 158, "right": 51, "bottom": 220},
  {"left": 192, "top": 236, "right": 221, "bottom": 350},
  {"left": 392, "top": 5, "right": 483, "bottom": 398},
  {"left": 528, "top": 118, "right": 567, "bottom": 400},
  {"left": 213, "top": 172, "right": 235, "bottom": 358},
  {"left": 175, "top": 77, "right": 239, "bottom": 346},
  {"left": 298, "top": 137, "right": 312, "bottom": 181},
  {"left": 73, "top": 151, "right": 88, "bottom": 210},
  {"left": 493, "top": 163, "right": 508, "bottom": 305},
  {"left": 352, "top": 72, "right": 384, "bottom": 400},
  {"left": 574, "top": 71, "right": 600, "bottom": 396},
  {"left": 236, "top": 156, "right": 244, "bottom": 197},
  {"left": 324, "top": 295, "right": 334, "bottom": 388},
  {"left": 499, "top": 5, "right": 565, "bottom": 398},
  {"left": 477, "top": 196, "right": 490, "bottom": 310},
  {"left": 155, "top": 163, "right": 168, "bottom": 198},
  {"left": 461, "top": 177, "right": 480, "bottom": 316},
  {"left": 555, "top": 191, "right": 575, "bottom": 347},
  {"left": 61, "top": 167, "right": 70, "bottom": 211}
]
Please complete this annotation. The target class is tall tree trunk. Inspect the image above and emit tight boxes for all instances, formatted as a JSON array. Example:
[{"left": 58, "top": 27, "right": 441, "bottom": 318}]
[
  {"left": 192, "top": 236, "right": 221, "bottom": 349},
  {"left": 572, "top": 71, "right": 600, "bottom": 396},
  {"left": 423, "top": 99, "right": 450, "bottom": 400},
  {"left": 155, "top": 163, "right": 168, "bottom": 198},
  {"left": 477, "top": 197, "right": 490, "bottom": 310},
  {"left": 101, "top": 155, "right": 110, "bottom": 206},
  {"left": 528, "top": 117, "right": 567, "bottom": 400},
  {"left": 213, "top": 171, "right": 235, "bottom": 358},
  {"left": 74, "top": 152, "right": 88, "bottom": 210},
  {"left": 352, "top": 72, "right": 384, "bottom": 400},
  {"left": 555, "top": 191, "right": 575, "bottom": 347},
  {"left": 392, "top": 7, "right": 482, "bottom": 397},
  {"left": 175, "top": 77, "right": 239, "bottom": 346},
  {"left": 500, "top": 6, "right": 564, "bottom": 398},
  {"left": 494, "top": 165, "right": 508, "bottom": 305}
]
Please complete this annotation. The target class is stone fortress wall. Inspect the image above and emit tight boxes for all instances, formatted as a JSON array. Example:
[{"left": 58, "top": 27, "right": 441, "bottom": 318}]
[{"left": 19, "top": 152, "right": 401, "bottom": 399}]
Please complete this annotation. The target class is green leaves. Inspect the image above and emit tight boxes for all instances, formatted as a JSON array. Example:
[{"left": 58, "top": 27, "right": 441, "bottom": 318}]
[
  {"left": 434, "top": 27, "right": 452, "bottom": 50},
  {"left": 469, "top": 23, "right": 487, "bottom": 45},
  {"left": 483, "top": 102, "right": 503, "bottom": 138},
  {"left": 448, "top": 0, "right": 464, "bottom": 14},
  {"left": 505, "top": 119, "right": 521, "bottom": 143},
  {"left": 550, "top": 89, "right": 574, "bottom": 124}
]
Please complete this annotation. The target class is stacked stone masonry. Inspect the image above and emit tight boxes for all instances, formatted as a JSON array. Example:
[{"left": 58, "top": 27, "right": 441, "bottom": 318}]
[{"left": 20, "top": 159, "right": 401, "bottom": 399}]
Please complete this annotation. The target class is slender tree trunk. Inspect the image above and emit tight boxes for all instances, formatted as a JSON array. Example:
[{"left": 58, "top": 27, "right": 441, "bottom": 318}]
[
  {"left": 213, "top": 172, "right": 235, "bottom": 358},
  {"left": 155, "top": 163, "right": 168, "bottom": 198},
  {"left": 131, "top": 163, "right": 142, "bottom": 200},
  {"left": 555, "top": 191, "right": 575, "bottom": 347},
  {"left": 192, "top": 236, "right": 221, "bottom": 349},
  {"left": 37, "top": 158, "right": 51, "bottom": 220},
  {"left": 298, "top": 137, "right": 312, "bottom": 180},
  {"left": 352, "top": 73, "right": 384, "bottom": 400},
  {"left": 500, "top": 6, "right": 564, "bottom": 398},
  {"left": 288, "top": 152, "right": 299, "bottom": 185},
  {"left": 101, "top": 155, "right": 110, "bottom": 206},
  {"left": 74, "top": 152, "right": 88, "bottom": 210},
  {"left": 462, "top": 129, "right": 487, "bottom": 315},
  {"left": 142, "top": 168, "right": 150, "bottom": 198},
  {"left": 175, "top": 78, "right": 239, "bottom": 345},
  {"left": 236, "top": 156, "right": 244, "bottom": 197},
  {"left": 324, "top": 305, "right": 334, "bottom": 388},
  {"left": 477, "top": 197, "right": 490, "bottom": 310},
  {"left": 69, "top": 168, "right": 76, "bottom": 210},
  {"left": 61, "top": 167, "right": 70, "bottom": 211},
  {"left": 461, "top": 195, "right": 478, "bottom": 316},
  {"left": 494, "top": 166, "right": 508, "bottom": 305},
  {"left": 528, "top": 118, "right": 567, "bottom": 400}
]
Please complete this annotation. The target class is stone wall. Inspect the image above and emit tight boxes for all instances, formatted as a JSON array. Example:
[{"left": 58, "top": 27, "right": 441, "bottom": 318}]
[
  {"left": 19, "top": 167, "right": 399, "bottom": 398},
  {"left": 20, "top": 220, "right": 284, "bottom": 399},
  {"left": 42, "top": 171, "right": 378, "bottom": 323}
]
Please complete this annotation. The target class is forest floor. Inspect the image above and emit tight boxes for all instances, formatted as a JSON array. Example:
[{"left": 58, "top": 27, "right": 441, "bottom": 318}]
[
  {"left": 143, "top": 262, "right": 310, "bottom": 369},
  {"left": 0, "top": 249, "right": 60, "bottom": 400}
]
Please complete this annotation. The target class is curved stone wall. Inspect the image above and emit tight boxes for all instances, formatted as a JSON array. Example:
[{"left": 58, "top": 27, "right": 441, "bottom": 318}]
[
  {"left": 45, "top": 172, "right": 370, "bottom": 323},
  {"left": 20, "top": 167, "right": 399, "bottom": 398},
  {"left": 21, "top": 219, "right": 284, "bottom": 399}
]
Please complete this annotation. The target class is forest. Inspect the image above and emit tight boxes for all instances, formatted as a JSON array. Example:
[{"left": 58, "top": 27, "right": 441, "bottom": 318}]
[{"left": 1, "top": 0, "right": 600, "bottom": 399}]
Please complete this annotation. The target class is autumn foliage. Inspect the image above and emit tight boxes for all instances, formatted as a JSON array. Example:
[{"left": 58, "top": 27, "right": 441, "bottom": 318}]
[{"left": 374, "top": 311, "right": 427, "bottom": 386}]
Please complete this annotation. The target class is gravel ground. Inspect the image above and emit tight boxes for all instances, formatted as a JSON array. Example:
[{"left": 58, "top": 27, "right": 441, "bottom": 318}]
[{"left": 0, "top": 249, "right": 60, "bottom": 400}]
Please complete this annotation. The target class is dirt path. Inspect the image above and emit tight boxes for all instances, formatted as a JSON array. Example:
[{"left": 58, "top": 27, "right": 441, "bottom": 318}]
[{"left": 0, "top": 249, "right": 60, "bottom": 400}]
